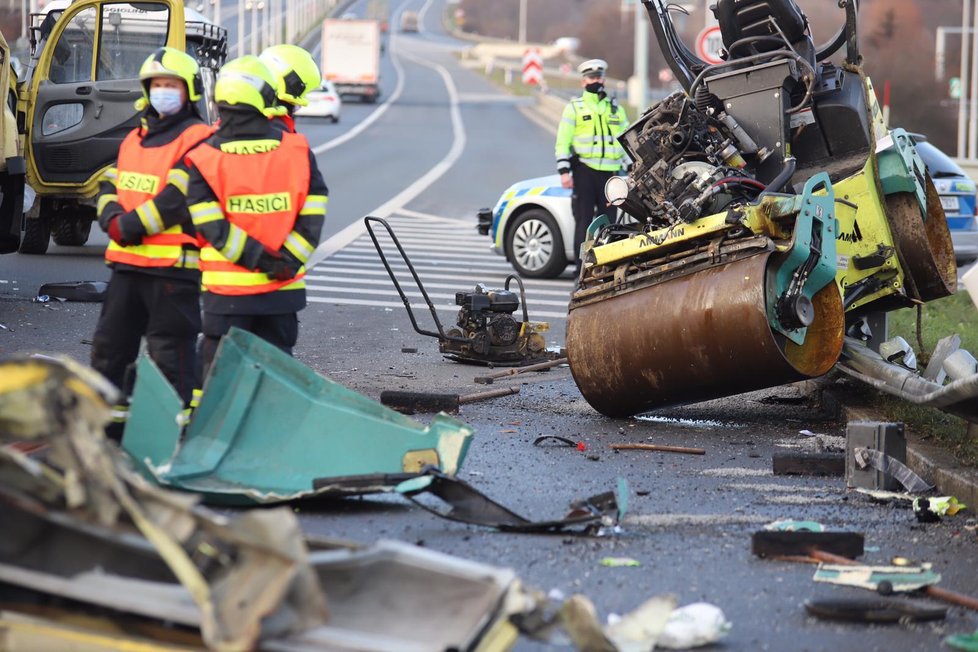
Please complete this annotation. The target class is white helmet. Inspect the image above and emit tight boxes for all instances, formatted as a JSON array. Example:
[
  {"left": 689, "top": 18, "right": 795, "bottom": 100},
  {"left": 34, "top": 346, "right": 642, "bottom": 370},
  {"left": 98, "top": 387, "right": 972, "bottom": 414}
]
[{"left": 578, "top": 58, "right": 607, "bottom": 77}]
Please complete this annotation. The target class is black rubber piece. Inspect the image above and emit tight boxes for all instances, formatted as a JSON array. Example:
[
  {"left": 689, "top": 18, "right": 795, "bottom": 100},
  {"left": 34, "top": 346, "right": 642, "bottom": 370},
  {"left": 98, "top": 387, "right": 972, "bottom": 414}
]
[{"left": 804, "top": 598, "right": 946, "bottom": 623}]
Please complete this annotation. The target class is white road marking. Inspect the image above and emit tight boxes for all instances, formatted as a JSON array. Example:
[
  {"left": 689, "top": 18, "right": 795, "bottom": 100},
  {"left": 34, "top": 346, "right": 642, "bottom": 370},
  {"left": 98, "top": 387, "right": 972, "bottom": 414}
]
[
  {"left": 307, "top": 33, "right": 467, "bottom": 268},
  {"left": 305, "top": 214, "right": 574, "bottom": 320}
]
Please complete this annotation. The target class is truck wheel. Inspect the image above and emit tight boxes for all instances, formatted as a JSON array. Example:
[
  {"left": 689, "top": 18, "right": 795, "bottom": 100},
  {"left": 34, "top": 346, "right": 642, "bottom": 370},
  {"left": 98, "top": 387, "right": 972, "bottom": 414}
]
[
  {"left": 505, "top": 209, "right": 567, "bottom": 279},
  {"left": 18, "top": 216, "right": 51, "bottom": 255},
  {"left": 52, "top": 217, "right": 92, "bottom": 247}
]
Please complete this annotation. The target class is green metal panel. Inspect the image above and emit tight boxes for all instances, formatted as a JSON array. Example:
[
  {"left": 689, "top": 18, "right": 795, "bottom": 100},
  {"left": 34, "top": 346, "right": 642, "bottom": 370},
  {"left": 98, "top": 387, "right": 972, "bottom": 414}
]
[
  {"left": 877, "top": 128, "right": 927, "bottom": 216},
  {"left": 123, "top": 328, "right": 473, "bottom": 504},
  {"left": 123, "top": 354, "right": 184, "bottom": 476}
]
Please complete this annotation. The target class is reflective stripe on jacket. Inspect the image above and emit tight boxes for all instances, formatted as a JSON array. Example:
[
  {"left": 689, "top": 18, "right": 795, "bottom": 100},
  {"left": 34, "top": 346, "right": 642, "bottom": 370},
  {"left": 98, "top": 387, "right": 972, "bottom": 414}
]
[
  {"left": 554, "top": 91, "right": 629, "bottom": 173},
  {"left": 106, "top": 123, "right": 214, "bottom": 268},
  {"left": 186, "top": 132, "right": 311, "bottom": 296}
]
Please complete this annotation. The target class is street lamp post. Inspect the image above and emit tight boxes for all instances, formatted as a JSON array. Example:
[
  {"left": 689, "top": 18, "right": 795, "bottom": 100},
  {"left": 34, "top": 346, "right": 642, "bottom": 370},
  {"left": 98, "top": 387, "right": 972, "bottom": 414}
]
[
  {"left": 239, "top": 0, "right": 247, "bottom": 57},
  {"left": 518, "top": 0, "right": 527, "bottom": 43},
  {"left": 250, "top": 0, "right": 259, "bottom": 55}
]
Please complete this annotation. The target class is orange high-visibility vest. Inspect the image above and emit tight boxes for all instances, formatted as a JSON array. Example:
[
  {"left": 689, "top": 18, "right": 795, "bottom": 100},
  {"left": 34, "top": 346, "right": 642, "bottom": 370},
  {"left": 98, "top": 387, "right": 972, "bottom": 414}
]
[
  {"left": 106, "top": 122, "right": 214, "bottom": 268},
  {"left": 186, "top": 132, "right": 311, "bottom": 296}
]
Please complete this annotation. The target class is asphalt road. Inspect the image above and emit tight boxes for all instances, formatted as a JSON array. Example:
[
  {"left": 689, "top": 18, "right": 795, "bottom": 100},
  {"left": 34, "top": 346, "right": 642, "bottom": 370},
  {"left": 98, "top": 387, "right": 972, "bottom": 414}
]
[{"left": 1, "top": 1, "right": 977, "bottom": 650}]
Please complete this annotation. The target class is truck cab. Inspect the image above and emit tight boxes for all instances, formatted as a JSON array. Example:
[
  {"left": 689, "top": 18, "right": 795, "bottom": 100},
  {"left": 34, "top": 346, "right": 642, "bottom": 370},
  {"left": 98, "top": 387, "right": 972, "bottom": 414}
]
[{"left": 10, "top": 0, "right": 226, "bottom": 254}]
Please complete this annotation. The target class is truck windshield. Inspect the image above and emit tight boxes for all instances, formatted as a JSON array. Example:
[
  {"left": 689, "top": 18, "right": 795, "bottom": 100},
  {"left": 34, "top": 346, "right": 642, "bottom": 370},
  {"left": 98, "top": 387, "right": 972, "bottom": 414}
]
[{"left": 96, "top": 3, "right": 169, "bottom": 81}]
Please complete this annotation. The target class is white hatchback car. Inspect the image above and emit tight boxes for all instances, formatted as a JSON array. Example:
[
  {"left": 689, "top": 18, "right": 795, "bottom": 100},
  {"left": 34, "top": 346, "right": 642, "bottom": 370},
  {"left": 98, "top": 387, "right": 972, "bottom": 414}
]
[
  {"left": 294, "top": 80, "right": 342, "bottom": 122},
  {"left": 477, "top": 175, "right": 575, "bottom": 278}
]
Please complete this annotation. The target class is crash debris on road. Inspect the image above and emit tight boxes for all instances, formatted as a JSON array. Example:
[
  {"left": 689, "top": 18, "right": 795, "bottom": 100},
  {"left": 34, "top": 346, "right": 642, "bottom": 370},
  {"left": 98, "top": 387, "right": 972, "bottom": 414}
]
[{"left": 0, "top": 353, "right": 715, "bottom": 651}]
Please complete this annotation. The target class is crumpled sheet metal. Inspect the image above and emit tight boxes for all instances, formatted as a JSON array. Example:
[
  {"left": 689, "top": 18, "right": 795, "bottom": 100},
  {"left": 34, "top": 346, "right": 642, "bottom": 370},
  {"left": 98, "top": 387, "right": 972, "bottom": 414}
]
[
  {"left": 0, "top": 355, "right": 329, "bottom": 651},
  {"left": 837, "top": 337, "right": 978, "bottom": 423},
  {"left": 124, "top": 328, "right": 473, "bottom": 505}
]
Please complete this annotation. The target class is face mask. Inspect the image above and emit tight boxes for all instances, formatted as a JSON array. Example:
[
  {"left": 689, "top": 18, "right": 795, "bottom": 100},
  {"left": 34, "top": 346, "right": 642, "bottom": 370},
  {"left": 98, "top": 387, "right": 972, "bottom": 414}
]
[
  {"left": 149, "top": 87, "right": 184, "bottom": 116},
  {"left": 585, "top": 81, "right": 604, "bottom": 95}
]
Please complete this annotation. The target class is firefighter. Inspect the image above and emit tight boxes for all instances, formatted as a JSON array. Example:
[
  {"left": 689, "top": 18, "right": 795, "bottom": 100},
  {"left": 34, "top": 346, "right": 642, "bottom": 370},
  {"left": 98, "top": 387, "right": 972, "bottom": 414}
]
[
  {"left": 259, "top": 43, "right": 322, "bottom": 133},
  {"left": 185, "top": 56, "right": 328, "bottom": 380},
  {"left": 91, "top": 47, "right": 214, "bottom": 438},
  {"left": 554, "top": 58, "right": 629, "bottom": 270}
]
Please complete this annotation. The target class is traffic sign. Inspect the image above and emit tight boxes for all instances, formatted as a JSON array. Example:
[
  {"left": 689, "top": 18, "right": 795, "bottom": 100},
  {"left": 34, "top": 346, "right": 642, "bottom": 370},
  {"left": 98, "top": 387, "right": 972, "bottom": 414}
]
[
  {"left": 521, "top": 47, "right": 543, "bottom": 86},
  {"left": 695, "top": 25, "right": 724, "bottom": 65}
]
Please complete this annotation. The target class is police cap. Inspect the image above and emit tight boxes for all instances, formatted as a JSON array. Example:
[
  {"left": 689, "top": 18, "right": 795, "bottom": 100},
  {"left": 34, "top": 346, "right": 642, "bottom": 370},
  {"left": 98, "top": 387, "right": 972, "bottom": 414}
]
[{"left": 577, "top": 58, "right": 607, "bottom": 77}]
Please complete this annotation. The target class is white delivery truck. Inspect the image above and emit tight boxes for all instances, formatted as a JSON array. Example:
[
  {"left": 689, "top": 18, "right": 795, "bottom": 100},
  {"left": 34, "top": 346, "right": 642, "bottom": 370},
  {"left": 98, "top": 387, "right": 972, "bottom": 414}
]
[{"left": 321, "top": 19, "right": 381, "bottom": 104}]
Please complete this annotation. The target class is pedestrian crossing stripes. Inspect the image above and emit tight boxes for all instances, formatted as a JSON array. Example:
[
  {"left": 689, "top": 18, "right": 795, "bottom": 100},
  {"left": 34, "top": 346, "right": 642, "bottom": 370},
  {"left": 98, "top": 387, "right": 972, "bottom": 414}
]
[{"left": 306, "top": 213, "right": 575, "bottom": 320}]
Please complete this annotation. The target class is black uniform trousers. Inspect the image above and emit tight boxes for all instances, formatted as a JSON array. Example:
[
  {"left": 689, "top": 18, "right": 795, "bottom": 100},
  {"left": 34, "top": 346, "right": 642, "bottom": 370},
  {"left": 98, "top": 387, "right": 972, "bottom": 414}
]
[
  {"left": 571, "top": 163, "right": 616, "bottom": 267},
  {"left": 200, "top": 312, "right": 299, "bottom": 381},
  {"left": 90, "top": 270, "right": 201, "bottom": 405}
]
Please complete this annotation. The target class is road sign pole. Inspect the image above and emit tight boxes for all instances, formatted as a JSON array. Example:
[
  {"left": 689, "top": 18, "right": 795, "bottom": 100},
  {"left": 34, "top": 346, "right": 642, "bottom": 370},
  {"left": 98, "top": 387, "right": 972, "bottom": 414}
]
[{"left": 633, "top": 2, "right": 648, "bottom": 109}]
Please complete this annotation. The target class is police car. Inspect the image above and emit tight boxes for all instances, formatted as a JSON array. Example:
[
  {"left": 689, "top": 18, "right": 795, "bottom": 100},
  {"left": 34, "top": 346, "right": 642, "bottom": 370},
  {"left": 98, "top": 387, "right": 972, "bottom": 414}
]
[
  {"left": 913, "top": 135, "right": 978, "bottom": 265},
  {"left": 477, "top": 175, "right": 575, "bottom": 278}
]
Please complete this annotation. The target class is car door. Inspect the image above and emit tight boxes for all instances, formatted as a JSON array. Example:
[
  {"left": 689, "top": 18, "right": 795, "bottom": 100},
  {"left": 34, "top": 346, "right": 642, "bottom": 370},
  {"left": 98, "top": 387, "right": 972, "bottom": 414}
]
[{"left": 26, "top": 0, "right": 186, "bottom": 197}]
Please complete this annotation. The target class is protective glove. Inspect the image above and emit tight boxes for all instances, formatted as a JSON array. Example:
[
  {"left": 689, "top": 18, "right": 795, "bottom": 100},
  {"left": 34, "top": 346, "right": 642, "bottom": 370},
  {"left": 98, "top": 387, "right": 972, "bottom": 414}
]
[
  {"left": 107, "top": 214, "right": 142, "bottom": 246},
  {"left": 255, "top": 248, "right": 298, "bottom": 281}
]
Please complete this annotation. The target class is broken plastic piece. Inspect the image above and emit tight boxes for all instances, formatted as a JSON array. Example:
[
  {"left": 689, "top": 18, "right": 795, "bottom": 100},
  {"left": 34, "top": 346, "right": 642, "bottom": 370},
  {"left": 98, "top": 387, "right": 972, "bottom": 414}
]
[
  {"left": 945, "top": 629, "right": 978, "bottom": 652},
  {"left": 764, "top": 520, "right": 825, "bottom": 532},
  {"left": 813, "top": 563, "right": 942, "bottom": 593},
  {"left": 600, "top": 557, "right": 640, "bottom": 568},
  {"left": 533, "top": 435, "right": 577, "bottom": 447},
  {"left": 37, "top": 281, "right": 107, "bottom": 302},
  {"left": 395, "top": 471, "right": 626, "bottom": 534},
  {"left": 914, "top": 496, "right": 966, "bottom": 522},
  {"left": 124, "top": 329, "right": 473, "bottom": 504},
  {"left": 657, "top": 603, "right": 732, "bottom": 650}
]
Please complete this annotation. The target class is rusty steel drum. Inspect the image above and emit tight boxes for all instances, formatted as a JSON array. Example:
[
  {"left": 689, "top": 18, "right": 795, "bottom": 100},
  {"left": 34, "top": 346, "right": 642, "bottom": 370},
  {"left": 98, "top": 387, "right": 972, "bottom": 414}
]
[
  {"left": 887, "top": 182, "right": 957, "bottom": 303},
  {"left": 566, "top": 252, "right": 845, "bottom": 417}
]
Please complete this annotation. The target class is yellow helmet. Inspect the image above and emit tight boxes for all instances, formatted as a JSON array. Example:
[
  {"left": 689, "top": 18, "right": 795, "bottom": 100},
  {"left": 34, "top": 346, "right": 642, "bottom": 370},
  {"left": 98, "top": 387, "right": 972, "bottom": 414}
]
[
  {"left": 214, "top": 55, "right": 287, "bottom": 117},
  {"left": 137, "top": 47, "right": 202, "bottom": 108},
  {"left": 259, "top": 44, "right": 321, "bottom": 107}
]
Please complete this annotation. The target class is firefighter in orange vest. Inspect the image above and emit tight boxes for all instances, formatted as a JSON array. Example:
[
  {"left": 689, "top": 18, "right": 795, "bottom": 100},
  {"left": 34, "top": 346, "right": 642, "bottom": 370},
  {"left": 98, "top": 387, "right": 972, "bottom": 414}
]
[
  {"left": 259, "top": 44, "right": 321, "bottom": 133},
  {"left": 185, "top": 56, "right": 328, "bottom": 379},
  {"left": 91, "top": 47, "right": 214, "bottom": 437}
]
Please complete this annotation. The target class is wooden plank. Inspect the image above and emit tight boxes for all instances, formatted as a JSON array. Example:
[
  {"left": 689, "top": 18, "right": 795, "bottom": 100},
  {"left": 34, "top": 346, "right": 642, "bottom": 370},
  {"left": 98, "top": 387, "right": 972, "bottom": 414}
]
[
  {"left": 772, "top": 452, "right": 845, "bottom": 476},
  {"left": 752, "top": 531, "right": 865, "bottom": 559}
]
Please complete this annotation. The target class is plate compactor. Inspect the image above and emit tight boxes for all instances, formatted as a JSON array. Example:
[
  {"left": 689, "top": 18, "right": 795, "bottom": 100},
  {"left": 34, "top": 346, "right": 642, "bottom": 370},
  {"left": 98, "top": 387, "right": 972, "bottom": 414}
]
[
  {"left": 566, "top": 0, "right": 957, "bottom": 417},
  {"left": 366, "top": 217, "right": 558, "bottom": 366}
]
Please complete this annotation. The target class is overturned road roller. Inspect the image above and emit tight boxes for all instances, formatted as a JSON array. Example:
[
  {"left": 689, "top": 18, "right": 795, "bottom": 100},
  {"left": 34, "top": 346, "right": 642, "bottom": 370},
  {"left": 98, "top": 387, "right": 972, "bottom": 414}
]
[{"left": 566, "top": 0, "right": 957, "bottom": 417}]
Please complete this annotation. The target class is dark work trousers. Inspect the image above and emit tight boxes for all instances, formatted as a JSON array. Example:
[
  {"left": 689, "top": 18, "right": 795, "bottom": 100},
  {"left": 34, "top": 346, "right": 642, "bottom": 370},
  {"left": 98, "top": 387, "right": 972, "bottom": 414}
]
[
  {"left": 90, "top": 271, "right": 201, "bottom": 406},
  {"left": 572, "top": 164, "right": 616, "bottom": 267},
  {"left": 200, "top": 311, "right": 299, "bottom": 382}
]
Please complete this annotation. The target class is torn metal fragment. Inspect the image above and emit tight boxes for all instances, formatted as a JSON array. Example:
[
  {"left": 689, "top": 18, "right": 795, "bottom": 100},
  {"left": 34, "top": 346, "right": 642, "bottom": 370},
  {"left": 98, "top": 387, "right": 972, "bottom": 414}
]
[
  {"left": 395, "top": 472, "right": 627, "bottom": 534},
  {"left": 854, "top": 447, "right": 934, "bottom": 494}
]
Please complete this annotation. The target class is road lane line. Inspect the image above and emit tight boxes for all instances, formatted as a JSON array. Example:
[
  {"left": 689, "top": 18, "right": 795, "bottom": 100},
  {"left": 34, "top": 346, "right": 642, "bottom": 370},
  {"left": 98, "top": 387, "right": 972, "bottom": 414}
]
[{"left": 308, "top": 36, "right": 466, "bottom": 269}]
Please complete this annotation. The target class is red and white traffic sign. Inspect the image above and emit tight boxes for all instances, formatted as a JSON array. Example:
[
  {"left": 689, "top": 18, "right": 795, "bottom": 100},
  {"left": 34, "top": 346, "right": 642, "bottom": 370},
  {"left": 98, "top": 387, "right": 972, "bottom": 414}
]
[
  {"left": 521, "top": 47, "right": 543, "bottom": 86},
  {"left": 695, "top": 25, "right": 724, "bottom": 65}
]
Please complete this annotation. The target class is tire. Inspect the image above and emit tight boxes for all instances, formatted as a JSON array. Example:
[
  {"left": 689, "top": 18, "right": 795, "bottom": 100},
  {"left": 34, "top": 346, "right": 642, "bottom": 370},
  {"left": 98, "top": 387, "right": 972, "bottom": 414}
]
[
  {"left": 330, "top": 114, "right": 339, "bottom": 124},
  {"left": 18, "top": 216, "right": 50, "bottom": 254},
  {"left": 52, "top": 217, "right": 92, "bottom": 247},
  {"left": 505, "top": 208, "right": 567, "bottom": 279}
]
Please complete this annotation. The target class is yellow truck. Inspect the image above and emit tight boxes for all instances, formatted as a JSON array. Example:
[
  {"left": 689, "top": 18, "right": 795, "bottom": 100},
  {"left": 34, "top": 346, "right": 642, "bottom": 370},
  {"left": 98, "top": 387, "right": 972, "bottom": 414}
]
[{"left": 0, "top": 0, "right": 226, "bottom": 255}]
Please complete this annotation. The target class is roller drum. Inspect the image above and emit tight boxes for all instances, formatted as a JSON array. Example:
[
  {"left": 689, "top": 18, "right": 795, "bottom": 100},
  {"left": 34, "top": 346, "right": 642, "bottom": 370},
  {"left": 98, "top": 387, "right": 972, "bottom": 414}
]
[{"left": 566, "top": 252, "right": 844, "bottom": 417}]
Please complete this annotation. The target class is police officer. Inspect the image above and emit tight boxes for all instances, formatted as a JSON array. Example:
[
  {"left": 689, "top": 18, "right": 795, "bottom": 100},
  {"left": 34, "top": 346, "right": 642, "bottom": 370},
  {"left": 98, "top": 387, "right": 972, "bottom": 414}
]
[
  {"left": 259, "top": 43, "right": 322, "bottom": 133},
  {"left": 185, "top": 56, "right": 328, "bottom": 379},
  {"left": 91, "top": 47, "right": 214, "bottom": 438},
  {"left": 554, "top": 59, "right": 629, "bottom": 269}
]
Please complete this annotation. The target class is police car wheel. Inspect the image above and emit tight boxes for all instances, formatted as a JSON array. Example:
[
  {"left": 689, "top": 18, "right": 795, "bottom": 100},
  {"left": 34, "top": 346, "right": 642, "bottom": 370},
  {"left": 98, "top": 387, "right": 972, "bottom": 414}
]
[{"left": 506, "top": 208, "right": 567, "bottom": 279}]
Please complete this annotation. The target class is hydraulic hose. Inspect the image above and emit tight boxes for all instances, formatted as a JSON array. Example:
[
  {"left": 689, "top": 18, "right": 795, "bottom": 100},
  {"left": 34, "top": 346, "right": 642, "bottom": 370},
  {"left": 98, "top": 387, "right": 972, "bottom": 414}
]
[{"left": 758, "top": 156, "right": 797, "bottom": 199}]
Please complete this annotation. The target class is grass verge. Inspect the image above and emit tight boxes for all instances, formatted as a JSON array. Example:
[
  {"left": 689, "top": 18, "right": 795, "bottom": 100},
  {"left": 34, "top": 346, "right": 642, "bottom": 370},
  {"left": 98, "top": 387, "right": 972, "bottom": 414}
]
[{"left": 872, "top": 290, "right": 977, "bottom": 467}]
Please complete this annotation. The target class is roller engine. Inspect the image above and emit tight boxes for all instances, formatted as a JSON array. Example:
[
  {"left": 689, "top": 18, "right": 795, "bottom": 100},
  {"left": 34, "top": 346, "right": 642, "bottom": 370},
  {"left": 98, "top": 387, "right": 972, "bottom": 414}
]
[{"left": 566, "top": 0, "right": 958, "bottom": 418}]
